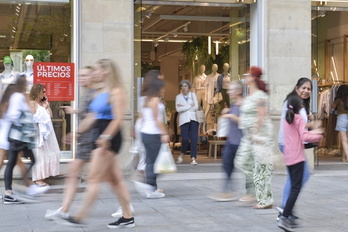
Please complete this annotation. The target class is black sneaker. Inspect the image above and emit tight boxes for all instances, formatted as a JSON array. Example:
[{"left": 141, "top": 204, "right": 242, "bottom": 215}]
[
  {"left": 276, "top": 212, "right": 282, "bottom": 222},
  {"left": 3, "top": 194, "right": 24, "bottom": 205},
  {"left": 277, "top": 213, "right": 299, "bottom": 225},
  {"left": 277, "top": 216, "right": 294, "bottom": 232},
  {"left": 62, "top": 216, "right": 84, "bottom": 227},
  {"left": 107, "top": 217, "right": 135, "bottom": 229}
]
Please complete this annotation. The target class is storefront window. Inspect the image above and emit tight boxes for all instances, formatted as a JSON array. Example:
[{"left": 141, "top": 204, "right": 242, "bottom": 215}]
[
  {"left": 135, "top": 0, "right": 250, "bottom": 139},
  {"left": 0, "top": 0, "right": 74, "bottom": 159}
]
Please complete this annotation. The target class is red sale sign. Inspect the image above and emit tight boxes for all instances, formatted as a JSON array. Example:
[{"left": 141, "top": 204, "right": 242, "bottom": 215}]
[{"left": 34, "top": 62, "right": 75, "bottom": 101}]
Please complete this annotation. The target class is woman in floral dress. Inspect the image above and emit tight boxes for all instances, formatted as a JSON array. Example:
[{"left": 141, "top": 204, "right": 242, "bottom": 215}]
[{"left": 235, "top": 66, "right": 274, "bottom": 209}]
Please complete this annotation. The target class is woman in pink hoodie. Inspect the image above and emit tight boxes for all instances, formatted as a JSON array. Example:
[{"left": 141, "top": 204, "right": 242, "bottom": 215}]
[{"left": 277, "top": 95, "right": 323, "bottom": 232}]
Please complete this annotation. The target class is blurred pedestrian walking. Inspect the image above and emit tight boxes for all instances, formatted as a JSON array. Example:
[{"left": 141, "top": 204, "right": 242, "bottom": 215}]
[
  {"left": 60, "top": 59, "right": 134, "bottom": 229},
  {"left": 208, "top": 81, "right": 243, "bottom": 202},
  {"left": 234, "top": 66, "right": 274, "bottom": 209},
  {"left": 3, "top": 75, "right": 49, "bottom": 204},
  {"left": 139, "top": 70, "right": 169, "bottom": 199}
]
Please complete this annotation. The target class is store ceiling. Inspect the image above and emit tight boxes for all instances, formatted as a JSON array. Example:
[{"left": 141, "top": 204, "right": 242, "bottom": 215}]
[
  {"left": 138, "top": 2, "right": 250, "bottom": 65},
  {"left": 138, "top": 0, "right": 348, "bottom": 65},
  {"left": 0, "top": 2, "right": 69, "bottom": 62},
  {"left": 139, "top": 4, "right": 247, "bottom": 43}
]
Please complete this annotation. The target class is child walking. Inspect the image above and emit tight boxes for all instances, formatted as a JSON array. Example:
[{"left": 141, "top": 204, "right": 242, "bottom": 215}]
[{"left": 277, "top": 95, "right": 323, "bottom": 232}]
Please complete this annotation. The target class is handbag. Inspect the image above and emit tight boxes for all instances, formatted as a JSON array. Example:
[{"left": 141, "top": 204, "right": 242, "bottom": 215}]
[
  {"left": 213, "top": 92, "right": 223, "bottom": 104},
  {"left": 154, "top": 143, "right": 177, "bottom": 174},
  {"left": 216, "top": 117, "right": 229, "bottom": 137},
  {"left": 196, "top": 110, "right": 205, "bottom": 123},
  {"left": 8, "top": 110, "right": 37, "bottom": 149}
]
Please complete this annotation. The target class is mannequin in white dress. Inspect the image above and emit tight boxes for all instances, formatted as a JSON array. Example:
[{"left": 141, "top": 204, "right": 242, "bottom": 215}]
[
  {"left": 216, "top": 63, "right": 231, "bottom": 118},
  {"left": 23, "top": 55, "right": 34, "bottom": 91},
  {"left": 204, "top": 64, "right": 219, "bottom": 130},
  {"left": 192, "top": 64, "right": 207, "bottom": 110}
]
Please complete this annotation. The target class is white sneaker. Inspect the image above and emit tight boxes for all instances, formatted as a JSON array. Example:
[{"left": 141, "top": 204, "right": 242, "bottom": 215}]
[
  {"left": 133, "top": 181, "right": 152, "bottom": 195},
  {"left": 26, "top": 184, "right": 51, "bottom": 196},
  {"left": 146, "top": 190, "right": 165, "bottom": 199},
  {"left": 45, "top": 207, "right": 69, "bottom": 221},
  {"left": 177, "top": 155, "right": 183, "bottom": 164},
  {"left": 191, "top": 159, "right": 198, "bottom": 165},
  {"left": 111, "top": 204, "right": 135, "bottom": 217}
]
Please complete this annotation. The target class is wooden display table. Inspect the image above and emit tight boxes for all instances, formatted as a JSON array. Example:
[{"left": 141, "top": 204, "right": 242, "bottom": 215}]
[{"left": 208, "top": 140, "right": 226, "bottom": 159}]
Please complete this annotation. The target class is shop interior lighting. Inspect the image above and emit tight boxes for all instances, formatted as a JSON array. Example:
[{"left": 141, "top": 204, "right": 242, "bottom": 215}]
[
  {"left": 215, "top": 41, "right": 219, "bottom": 55},
  {"left": 153, "top": 22, "right": 191, "bottom": 42},
  {"left": 145, "top": 11, "right": 152, "bottom": 18},
  {"left": 138, "top": 39, "right": 188, "bottom": 43},
  {"left": 183, "top": 25, "right": 188, "bottom": 32},
  {"left": 312, "top": 0, "right": 348, "bottom": 3},
  {"left": 208, "top": 36, "right": 211, "bottom": 54},
  {"left": 331, "top": 56, "right": 339, "bottom": 82}
]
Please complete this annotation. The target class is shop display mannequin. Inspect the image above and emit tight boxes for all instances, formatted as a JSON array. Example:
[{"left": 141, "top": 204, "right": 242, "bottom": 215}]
[
  {"left": 23, "top": 55, "right": 34, "bottom": 91},
  {"left": 192, "top": 64, "right": 207, "bottom": 110},
  {"left": 216, "top": 63, "right": 231, "bottom": 117},
  {"left": 0, "top": 56, "right": 17, "bottom": 91},
  {"left": 204, "top": 64, "right": 219, "bottom": 130}
]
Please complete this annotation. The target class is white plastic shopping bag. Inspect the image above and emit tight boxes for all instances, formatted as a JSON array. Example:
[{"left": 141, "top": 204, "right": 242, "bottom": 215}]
[
  {"left": 216, "top": 117, "right": 229, "bottom": 138},
  {"left": 154, "top": 143, "right": 177, "bottom": 174}
]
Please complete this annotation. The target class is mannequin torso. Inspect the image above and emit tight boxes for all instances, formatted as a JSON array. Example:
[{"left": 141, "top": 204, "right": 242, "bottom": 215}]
[
  {"left": 205, "top": 70, "right": 219, "bottom": 104},
  {"left": 23, "top": 55, "right": 34, "bottom": 92}
]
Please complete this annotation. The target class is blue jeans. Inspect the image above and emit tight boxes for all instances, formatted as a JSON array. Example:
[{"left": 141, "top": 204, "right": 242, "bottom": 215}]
[
  {"left": 279, "top": 144, "right": 310, "bottom": 208},
  {"left": 222, "top": 142, "right": 238, "bottom": 192},
  {"left": 142, "top": 133, "right": 161, "bottom": 189},
  {"left": 180, "top": 121, "right": 199, "bottom": 158}
]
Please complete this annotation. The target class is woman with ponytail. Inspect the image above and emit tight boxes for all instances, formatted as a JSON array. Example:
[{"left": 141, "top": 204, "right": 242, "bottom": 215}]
[
  {"left": 277, "top": 95, "right": 323, "bottom": 231},
  {"left": 277, "top": 77, "right": 322, "bottom": 221},
  {"left": 234, "top": 66, "right": 274, "bottom": 209}
]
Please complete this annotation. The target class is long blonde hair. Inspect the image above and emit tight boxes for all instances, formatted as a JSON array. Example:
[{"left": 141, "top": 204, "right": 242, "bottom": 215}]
[{"left": 96, "top": 59, "right": 122, "bottom": 89}]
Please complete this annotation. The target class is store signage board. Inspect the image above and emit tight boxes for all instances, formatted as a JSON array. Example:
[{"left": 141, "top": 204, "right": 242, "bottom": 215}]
[{"left": 33, "top": 62, "right": 75, "bottom": 101}]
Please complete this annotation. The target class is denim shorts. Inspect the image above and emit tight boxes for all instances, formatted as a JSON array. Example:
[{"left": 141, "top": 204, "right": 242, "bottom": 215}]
[{"left": 335, "top": 114, "right": 348, "bottom": 132}]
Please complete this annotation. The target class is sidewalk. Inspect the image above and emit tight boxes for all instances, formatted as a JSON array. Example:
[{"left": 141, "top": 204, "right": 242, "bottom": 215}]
[{"left": 0, "top": 162, "right": 347, "bottom": 232}]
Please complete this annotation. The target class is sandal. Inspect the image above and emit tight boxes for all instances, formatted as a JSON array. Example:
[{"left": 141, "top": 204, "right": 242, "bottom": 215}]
[{"left": 253, "top": 203, "right": 273, "bottom": 209}]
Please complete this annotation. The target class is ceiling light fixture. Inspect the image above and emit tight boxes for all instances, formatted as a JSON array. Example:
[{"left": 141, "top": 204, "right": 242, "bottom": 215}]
[
  {"left": 183, "top": 25, "right": 188, "bottom": 32},
  {"left": 208, "top": 36, "right": 211, "bottom": 55},
  {"left": 145, "top": 11, "right": 152, "bottom": 18},
  {"left": 154, "top": 22, "right": 191, "bottom": 42},
  {"left": 215, "top": 41, "right": 219, "bottom": 55}
]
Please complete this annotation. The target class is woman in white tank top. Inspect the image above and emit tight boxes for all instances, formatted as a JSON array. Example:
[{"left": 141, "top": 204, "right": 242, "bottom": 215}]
[{"left": 140, "top": 70, "right": 169, "bottom": 199}]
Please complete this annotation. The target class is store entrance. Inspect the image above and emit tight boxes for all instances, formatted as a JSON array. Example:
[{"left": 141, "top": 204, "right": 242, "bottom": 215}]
[
  {"left": 134, "top": 0, "right": 251, "bottom": 163},
  {"left": 312, "top": 5, "right": 348, "bottom": 170}
]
